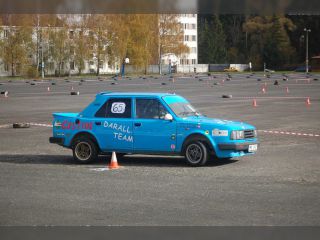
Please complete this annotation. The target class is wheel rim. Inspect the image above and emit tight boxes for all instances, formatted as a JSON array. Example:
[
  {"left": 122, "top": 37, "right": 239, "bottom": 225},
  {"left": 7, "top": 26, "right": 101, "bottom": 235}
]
[
  {"left": 186, "top": 143, "right": 203, "bottom": 163},
  {"left": 75, "top": 142, "right": 92, "bottom": 161}
]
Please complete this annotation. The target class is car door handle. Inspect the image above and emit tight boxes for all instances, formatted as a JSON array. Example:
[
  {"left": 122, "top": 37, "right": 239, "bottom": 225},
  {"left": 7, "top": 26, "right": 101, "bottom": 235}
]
[
  {"left": 134, "top": 122, "right": 141, "bottom": 127},
  {"left": 95, "top": 122, "right": 101, "bottom": 126}
]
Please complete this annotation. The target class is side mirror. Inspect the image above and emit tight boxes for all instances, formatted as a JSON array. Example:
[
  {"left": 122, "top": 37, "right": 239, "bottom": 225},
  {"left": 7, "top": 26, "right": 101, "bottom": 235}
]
[{"left": 164, "top": 113, "right": 173, "bottom": 121}]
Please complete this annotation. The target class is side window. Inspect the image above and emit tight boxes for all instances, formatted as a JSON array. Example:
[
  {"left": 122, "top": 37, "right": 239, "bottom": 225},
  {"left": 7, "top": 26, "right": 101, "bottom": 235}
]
[
  {"left": 95, "top": 98, "right": 132, "bottom": 118},
  {"left": 136, "top": 99, "right": 168, "bottom": 119}
]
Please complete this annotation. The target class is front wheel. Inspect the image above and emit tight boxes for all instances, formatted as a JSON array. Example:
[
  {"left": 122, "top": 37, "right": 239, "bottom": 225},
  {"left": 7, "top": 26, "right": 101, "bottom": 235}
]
[
  {"left": 72, "top": 137, "right": 98, "bottom": 164},
  {"left": 185, "top": 141, "right": 208, "bottom": 166}
]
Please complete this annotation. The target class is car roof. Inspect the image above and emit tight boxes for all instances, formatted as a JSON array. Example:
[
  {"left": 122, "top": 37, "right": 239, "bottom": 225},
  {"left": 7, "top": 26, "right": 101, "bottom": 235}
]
[{"left": 98, "top": 92, "right": 178, "bottom": 98}]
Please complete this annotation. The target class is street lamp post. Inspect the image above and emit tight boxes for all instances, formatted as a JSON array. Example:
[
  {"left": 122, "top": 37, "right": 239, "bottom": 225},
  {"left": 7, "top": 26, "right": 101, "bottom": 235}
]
[
  {"left": 304, "top": 28, "right": 311, "bottom": 74},
  {"left": 41, "top": 43, "right": 44, "bottom": 79}
]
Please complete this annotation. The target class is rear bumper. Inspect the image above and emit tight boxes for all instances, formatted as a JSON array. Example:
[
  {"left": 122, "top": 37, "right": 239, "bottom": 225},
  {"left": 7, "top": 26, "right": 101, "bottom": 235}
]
[
  {"left": 49, "top": 137, "right": 64, "bottom": 145},
  {"left": 218, "top": 142, "right": 258, "bottom": 151}
]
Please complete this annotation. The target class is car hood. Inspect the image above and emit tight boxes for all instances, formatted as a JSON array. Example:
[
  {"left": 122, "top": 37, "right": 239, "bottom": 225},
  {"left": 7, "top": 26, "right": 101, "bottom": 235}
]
[{"left": 179, "top": 116, "right": 255, "bottom": 130}]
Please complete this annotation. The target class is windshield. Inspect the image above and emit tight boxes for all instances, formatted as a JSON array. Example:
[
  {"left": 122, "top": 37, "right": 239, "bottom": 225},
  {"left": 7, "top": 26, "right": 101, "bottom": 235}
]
[{"left": 163, "top": 95, "right": 201, "bottom": 118}]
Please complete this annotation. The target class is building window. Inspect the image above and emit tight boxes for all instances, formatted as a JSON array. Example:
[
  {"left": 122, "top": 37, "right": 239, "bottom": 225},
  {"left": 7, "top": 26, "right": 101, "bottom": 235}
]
[
  {"left": 69, "top": 30, "right": 74, "bottom": 39},
  {"left": 184, "top": 24, "right": 197, "bottom": 30},
  {"left": 89, "top": 61, "right": 94, "bottom": 66},
  {"left": 184, "top": 35, "right": 196, "bottom": 42},
  {"left": 191, "top": 47, "right": 197, "bottom": 53},
  {"left": 4, "top": 63, "right": 9, "bottom": 72},
  {"left": 70, "top": 61, "right": 75, "bottom": 70},
  {"left": 70, "top": 46, "right": 75, "bottom": 55},
  {"left": 180, "top": 59, "right": 190, "bottom": 65},
  {"left": 99, "top": 61, "right": 104, "bottom": 69},
  {"left": 48, "top": 62, "right": 54, "bottom": 70},
  {"left": 4, "top": 29, "right": 8, "bottom": 38},
  {"left": 192, "top": 59, "right": 196, "bottom": 64}
]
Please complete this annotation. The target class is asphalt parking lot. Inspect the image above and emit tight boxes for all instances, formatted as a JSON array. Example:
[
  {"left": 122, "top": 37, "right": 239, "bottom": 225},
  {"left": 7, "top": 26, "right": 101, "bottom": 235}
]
[{"left": 0, "top": 72, "right": 319, "bottom": 226}]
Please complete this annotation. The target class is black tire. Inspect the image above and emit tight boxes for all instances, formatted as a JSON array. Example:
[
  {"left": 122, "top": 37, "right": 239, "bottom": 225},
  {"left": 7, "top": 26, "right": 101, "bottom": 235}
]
[
  {"left": 13, "top": 123, "right": 30, "bottom": 129},
  {"left": 185, "top": 141, "right": 208, "bottom": 166},
  {"left": 72, "top": 136, "right": 98, "bottom": 164}
]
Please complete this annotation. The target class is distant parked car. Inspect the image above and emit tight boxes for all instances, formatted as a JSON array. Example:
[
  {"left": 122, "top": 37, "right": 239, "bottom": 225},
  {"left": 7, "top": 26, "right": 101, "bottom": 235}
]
[
  {"left": 224, "top": 67, "right": 238, "bottom": 72},
  {"left": 50, "top": 92, "right": 258, "bottom": 166}
]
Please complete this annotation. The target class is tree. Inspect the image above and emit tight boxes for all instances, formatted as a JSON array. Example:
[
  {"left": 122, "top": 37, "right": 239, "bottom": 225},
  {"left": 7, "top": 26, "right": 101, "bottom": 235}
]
[
  {"left": 198, "top": 15, "right": 227, "bottom": 64},
  {"left": 48, "top": 20, "right": 69, "bottom": 77},
  {"left": 158, "top": 14, "right": 189, "bottom": 74},
  {"left": 126, "top": 14, "right": 158, "bottom": 74},
  {"left": 0, "top": 14, "right": 33, "bottom": 76},
  {"left": 243, "top": 15, "right": 296, "bottom": 69},
  {"left": 87, "top": 14, "right": 117, "bottom": 76},
  {"left": 72, "top": 15, "right": 91, "bottom": 75},
  {"left": 220, "top": 14, "right": 247, "bottom": 62}
]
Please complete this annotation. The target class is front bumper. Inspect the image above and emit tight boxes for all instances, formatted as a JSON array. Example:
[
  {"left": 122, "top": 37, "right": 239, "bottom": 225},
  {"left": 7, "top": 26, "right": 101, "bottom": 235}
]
[
  {"left": 49, "top": 137, "right": 64, "bottom": 145},
  {"left": 218, "top": 142, "right": 258, "bottom": 151}
]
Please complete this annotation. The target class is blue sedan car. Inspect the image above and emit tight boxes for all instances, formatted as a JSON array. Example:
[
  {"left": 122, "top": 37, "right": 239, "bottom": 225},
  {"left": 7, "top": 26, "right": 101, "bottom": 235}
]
[{"left": 50, "top": 92, "right": 258, "bottom": 166}]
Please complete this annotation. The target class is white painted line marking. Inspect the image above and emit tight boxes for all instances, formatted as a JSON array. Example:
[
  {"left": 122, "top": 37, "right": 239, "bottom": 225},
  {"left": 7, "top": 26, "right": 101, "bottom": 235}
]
[
  {"left": 90, "top": 168, "right": 109, "bottom": 172},
  {"left": 258, "top": 130, "right": 320, "bottom": 138},
  {"left": 29, "top": 123, "right": 53, "bottom": 128}
]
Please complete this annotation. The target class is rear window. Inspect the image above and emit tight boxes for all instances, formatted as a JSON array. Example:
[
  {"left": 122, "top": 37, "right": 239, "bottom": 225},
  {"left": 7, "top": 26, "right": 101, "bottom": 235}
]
[{"left": 95, "top": 98, "right": 132, "bottom": 118}]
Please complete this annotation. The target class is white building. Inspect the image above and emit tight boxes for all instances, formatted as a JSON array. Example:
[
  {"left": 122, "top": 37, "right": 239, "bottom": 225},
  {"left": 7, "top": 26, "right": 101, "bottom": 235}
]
[
  {"left": 179, "top": 14, "right": 198, "bottom": 65},
  {"left": 162, "top": 14, "right": 198, "bottom": 66}
]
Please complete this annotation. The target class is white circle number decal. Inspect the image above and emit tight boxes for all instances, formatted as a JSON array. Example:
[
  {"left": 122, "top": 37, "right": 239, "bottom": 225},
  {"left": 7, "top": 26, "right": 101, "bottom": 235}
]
[{"left": 111, "top": 102, "right": 126, "bottom": 114}]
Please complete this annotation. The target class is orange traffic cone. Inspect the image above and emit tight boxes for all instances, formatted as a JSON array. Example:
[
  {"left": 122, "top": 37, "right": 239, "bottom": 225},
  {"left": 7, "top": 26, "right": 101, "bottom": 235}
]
[
  {"left": 306, "top": 97, "right": 311, "bottom": 106},
  {"left": 252, "top": 99, "right": 257, "bottom": 107},
  {"left": 108, "top": 151, "right": 120, "bottom": 169}
]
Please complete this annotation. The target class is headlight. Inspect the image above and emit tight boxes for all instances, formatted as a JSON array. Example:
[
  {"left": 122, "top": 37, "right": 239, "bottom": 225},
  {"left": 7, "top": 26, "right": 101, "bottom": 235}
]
[
  {"left": 231, "top": 130, "right": 244, "bottom": 140},
  {"left": 253, "top": 130, "right": 258, "bottom": 138}
]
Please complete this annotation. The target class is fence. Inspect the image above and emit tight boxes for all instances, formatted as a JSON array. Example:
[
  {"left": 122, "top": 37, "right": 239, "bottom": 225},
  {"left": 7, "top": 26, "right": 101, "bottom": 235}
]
[
  {"left": 0, "top": 63, "right": 250, "bottom": 77},
  {"left": 125, "top": 64, "right": 249, "bottom": 74}
]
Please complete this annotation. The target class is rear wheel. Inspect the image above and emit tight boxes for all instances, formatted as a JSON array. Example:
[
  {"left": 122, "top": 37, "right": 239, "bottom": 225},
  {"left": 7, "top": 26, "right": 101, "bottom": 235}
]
[
  {"left": 72, "top": 136, "right": 98, "bottom": 164},
  {"left": 185, "top": 141, "right": 208, "bottom": 166}
]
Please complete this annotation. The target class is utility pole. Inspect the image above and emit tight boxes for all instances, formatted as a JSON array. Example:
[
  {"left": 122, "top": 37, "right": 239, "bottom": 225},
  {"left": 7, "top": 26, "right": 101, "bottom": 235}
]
[
  {"left": 40, "top": 30, "right": 44, "bottom": 79},
  {"left": 36, "top": 15, "right": 40, "bottom": 74},
  {"left": 304, "top": 28, "right": 311, "bottom": 74}
]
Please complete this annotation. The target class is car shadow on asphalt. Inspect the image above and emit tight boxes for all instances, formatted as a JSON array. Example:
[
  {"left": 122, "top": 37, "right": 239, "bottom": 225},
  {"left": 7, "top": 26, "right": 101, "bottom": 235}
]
[{"left": 0, "top": 154, "right": 238, "bottom": 168}]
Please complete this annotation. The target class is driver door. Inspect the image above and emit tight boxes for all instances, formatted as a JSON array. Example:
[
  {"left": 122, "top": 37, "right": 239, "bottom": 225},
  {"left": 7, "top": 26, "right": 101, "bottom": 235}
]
[{"left": 133, "top": 98, "right": 177, "bottom": 153}]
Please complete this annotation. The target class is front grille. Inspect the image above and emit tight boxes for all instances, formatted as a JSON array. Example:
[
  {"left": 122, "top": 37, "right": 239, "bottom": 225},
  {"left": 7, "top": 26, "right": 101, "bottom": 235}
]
[{"left": 244, "top": 130, "right": 255, "bottom": 139}]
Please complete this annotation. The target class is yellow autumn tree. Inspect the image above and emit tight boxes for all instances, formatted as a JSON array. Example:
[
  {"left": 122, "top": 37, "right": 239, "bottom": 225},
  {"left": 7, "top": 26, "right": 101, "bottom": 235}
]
[{"left": 0, "top": 14, "right": 33, "bottom": 76}]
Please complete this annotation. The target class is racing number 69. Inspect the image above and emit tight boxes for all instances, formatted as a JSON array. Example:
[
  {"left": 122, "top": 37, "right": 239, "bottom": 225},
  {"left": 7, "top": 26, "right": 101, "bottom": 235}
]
[{"left": 111, "top": 102, "right": 126, "bottom": 114}]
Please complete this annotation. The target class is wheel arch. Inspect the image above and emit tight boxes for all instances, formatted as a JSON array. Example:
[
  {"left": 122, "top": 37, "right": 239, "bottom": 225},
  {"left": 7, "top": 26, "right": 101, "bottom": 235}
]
[
  {"left": 181, "top": 133, "right": 216, "bottom": 156},
  {"left": 71, "top": 131, "right": 101, "bottom": 152}
]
